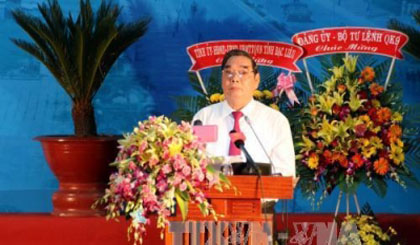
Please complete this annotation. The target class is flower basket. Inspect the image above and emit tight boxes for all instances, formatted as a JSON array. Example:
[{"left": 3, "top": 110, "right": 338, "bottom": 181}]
[
  {"left": 337, "top": 204, "right": 398, "bottom": 245},
  {"left": 297, "top": 55, "right": 413, "bottom": 200},
  {"left": 95, "top": 116, "right": 230, "bottom": 244}
]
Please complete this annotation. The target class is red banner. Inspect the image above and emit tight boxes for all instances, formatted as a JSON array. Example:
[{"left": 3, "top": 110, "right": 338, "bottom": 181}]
[
  {"left": 187, "top": 40, "right": 303, "bottom": 72},
  {"left": 292, "top": 27, "right": 408, "bottom": 59}
]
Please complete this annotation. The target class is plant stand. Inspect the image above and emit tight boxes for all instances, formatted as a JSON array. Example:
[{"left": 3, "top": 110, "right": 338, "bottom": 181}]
[{"left": 327, "top": 191, "right": 361, "bottom": 245}]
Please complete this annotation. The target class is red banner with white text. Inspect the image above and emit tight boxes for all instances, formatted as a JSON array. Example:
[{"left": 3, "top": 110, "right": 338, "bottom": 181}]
[
  {"left": 187, "top": 40, "right": 304, "bottom": 72},
  {"left": 292, "top": 27, "right": 408, "bottom": 59}
]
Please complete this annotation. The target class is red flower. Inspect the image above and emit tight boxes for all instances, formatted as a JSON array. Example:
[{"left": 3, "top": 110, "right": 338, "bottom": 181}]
[
  {"left": 376, "top": 107, "right": 392, "bottom": 124},
  {"left": 374, "top": 157, "right": 389, "bottom": 175},
  {"left": 338, "top": 154, "right": 349, "bottom": 168},
  {"left": 358, "top": 90, "right": 368, "bottom": 100},
  {"left": 351, "top": 154, "right": 364, "bottom": 169},
  {"left": 370, "top": 83, "right": 384, "bottom": 96},
  {"left": 337, "top": 84, "right": 347, "bottom": 93},
  {"left": 388, "top": 124, "right": 402, "bottom": 142},
  {"left": 360, "top": 66, "right": 375, "bottom": 82},
  {"left": 317, "top": 141, "right": 324, "bottom": 149},
  {"left": 332, "top": 104, "right": 341, "bottom": 115},
  {"left": 339, "top": 105, "right": 351, "bottom": 120},
  {"left": 323, "top": 150, "right": 333, "bottom": 165},
  {"left": 355, "top": 124, "right": 367, "bottom": 137},
  {"left": 368, "top": 108, "right": 378, "bottom": 122}
]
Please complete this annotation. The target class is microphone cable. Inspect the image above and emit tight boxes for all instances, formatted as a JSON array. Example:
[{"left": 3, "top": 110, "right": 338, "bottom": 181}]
[
  {"left": 243, "top": 115, "right": 277, "bottom": 175},
  {"left": 243, "top": 115, "right": 279, "bottom": 243}
]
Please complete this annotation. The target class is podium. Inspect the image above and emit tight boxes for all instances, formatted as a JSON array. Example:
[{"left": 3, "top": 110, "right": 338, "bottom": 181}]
[{"left": 165, "top": 176, "right": 293, "bottom": 244}]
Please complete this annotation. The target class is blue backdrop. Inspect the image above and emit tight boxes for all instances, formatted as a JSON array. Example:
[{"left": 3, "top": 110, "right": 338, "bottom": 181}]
[{"left": 0, "top": 0, "right": 419, "bottom": 213}]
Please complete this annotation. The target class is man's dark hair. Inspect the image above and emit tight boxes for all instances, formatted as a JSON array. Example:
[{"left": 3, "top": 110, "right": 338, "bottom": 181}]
[{"left": 221, "top": 49, "right": 259, "bottom": 74}]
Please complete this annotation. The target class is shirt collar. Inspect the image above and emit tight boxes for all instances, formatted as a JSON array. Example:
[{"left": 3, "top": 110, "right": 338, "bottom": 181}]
[{"left": 221, "top": 99, "right": 256, "bottom": 119}]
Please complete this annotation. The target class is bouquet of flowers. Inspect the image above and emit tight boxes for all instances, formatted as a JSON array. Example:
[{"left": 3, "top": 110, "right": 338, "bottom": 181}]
[
  {"left": 95, "top": 116, "right": 230, "bottom": 244},
  {"left": 297, "top": 55, "right": 410, "bottom": 198},
  {"left": 338, "top": 214, "right": 398, "bottom": 245}
]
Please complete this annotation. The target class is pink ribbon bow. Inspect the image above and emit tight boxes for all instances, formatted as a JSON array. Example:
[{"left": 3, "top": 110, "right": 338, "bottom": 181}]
[{"left": 273, "top": 73, "right": 300, "bottom": 106}]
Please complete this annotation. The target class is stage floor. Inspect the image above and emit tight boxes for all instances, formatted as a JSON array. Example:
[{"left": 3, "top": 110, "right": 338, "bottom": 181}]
[{"left": 0, "top": 213, "right": 418, "bottom": 244}]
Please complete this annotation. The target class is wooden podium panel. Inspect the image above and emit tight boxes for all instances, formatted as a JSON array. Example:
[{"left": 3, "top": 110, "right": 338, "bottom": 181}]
[
  {"left": 166, "top": 176, "right": 293, "bottom": 244},
  {"left": 175, "top": 176, "right": 293, "bottom": 221}
]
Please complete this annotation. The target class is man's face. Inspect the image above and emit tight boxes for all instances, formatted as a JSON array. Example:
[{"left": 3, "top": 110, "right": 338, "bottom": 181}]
[{"left": 222, "top": 55, "right": 260, "bottom": 109}]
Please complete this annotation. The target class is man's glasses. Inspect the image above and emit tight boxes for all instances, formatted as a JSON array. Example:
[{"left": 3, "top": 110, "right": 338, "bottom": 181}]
[{"left": 222, "top": 69, "right": 254, "bottom": 80}]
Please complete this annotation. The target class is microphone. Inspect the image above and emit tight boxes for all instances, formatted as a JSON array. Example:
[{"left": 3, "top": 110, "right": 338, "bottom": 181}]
[
  {"left": 244, "top": 115, "right": 280, "bottom": 176},
  {"left": 193, "top": 119, "right": 202, "bottom": 126},
  {"left": 229, "top": 130, "right": 260, "bottom": 175}
]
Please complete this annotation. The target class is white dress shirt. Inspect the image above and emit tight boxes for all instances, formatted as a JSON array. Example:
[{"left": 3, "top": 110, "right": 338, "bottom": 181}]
[{"left": 193, "top": 99, "right": 295, "bottom": 177}]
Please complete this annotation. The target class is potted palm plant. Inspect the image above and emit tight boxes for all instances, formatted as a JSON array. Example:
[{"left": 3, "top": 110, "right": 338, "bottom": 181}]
[{"left": 11, "top": 0, "right": 150, "bottom": 216}]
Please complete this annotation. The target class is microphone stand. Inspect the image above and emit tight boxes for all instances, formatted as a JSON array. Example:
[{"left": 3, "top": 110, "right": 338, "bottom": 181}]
[
  {"left": 244, "top": 115, "right": 277, "bottom": 175},
  {"left": 234, "top": 139, "right": 261, "bottom": 176}
]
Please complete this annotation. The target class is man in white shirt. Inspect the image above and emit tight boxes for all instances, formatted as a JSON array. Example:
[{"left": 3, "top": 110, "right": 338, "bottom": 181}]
[{"left": 193, "top": 49, "right": 295, "bottom": 177}]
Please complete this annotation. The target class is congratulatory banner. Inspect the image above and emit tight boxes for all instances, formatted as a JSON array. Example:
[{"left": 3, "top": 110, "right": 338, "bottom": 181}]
[
  {"left": 292, "top": 27, "right": 408, "bottom": 59},
  {"left": 187, "top": 40, "right": 303, "bottom": 72}
]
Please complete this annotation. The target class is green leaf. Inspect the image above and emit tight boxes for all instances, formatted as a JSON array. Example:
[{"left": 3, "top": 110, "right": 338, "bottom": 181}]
[
  {"left": 370, "top": 178, "right": 388, "bottom": 198},
  {"left": 175, "top": 189, "right": 190, "bottom": 221},
  {"left": 198, "top": 203, "right": 208, "bottom": 216}
]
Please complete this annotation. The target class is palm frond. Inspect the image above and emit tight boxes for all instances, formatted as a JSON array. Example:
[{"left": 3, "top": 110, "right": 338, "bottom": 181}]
[
  {"left": 388, "top": 10, "right": 420, "bottom": 60},
  {"left": 414, "top": 9, "right": 420, "bottom": 25},
  {"left": 170, "top": 96, "right": 207, "bottom": 122},
  {"left": 11, "top": 0, "right": 150, "bottom": 101}
]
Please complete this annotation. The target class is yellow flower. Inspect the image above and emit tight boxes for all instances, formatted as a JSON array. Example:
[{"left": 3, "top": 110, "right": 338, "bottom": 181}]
[
  {"left": 253, "top": 90, "right": 264, "bottom": 99},
  {"left": 388, "top": 227, "right": 397, "bottom": 235},
  {"left": 360, "top": 115, "right": 371, "bottom": 123},
  {"left": 220, "top": 94, "right": 225, "bottom": 101},
  {"left": 209, "top": 93, "right": 222, "bottom": 103},
  {"left": 391, "top": 112, "right": 403, "bottom": 122},
  {"left": 307, "top": 153, "right": 319, "bottom": 169},
  {"left": 371, "top": 99, "right": 381, "bottom": 108},
  {"left": 362, "top": 146, "right": 377, "bottom": 158},
  {"left": 389, "top": 146, "right": 404, "bottom": 165},
  {"left": 262, "top": 90, "right": 273, "bottom": 99},
  {"left": 343, "top": 55, "right": 358, "bottom": 73},
  {"left": 330, "top": 65, "right": 344, "bottom": 79},
  {"left": 269, "top": 103, "right": 279, "bottom": 111},
  {"left": 361, "top": 138, "right": 370, "bottom": 147},
  {"left": 370, "top": 136, "right": 383, "bottom": 150},
  {"left": 392, "top": 138, "right": 404, "bottom": 148},
  {"left": 168, "top": 139, "right": 183, "bottom": 157}
]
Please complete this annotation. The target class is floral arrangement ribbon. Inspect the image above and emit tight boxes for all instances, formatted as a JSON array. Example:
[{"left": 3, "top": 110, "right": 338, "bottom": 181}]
[{"left": 274, "top": 72, "right": 300, "bottom": 105}]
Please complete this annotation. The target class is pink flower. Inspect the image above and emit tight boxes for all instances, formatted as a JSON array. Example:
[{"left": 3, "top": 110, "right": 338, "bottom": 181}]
[
  {"left": 138, "top": 141, "right": 148, "bottom": 153},
  {"left": 199, "top": 159, "right": 208, "bottom": 168},
  {"left": 179, "top": 182, "right": 187, "bottom": 191},
  {"left": 173, "top": 173, "right": 183, "bottom": 186},
  {"left": 192, "top": 169, "right": 205, "bottom": 182},
  {"left": 156, "top": 180, "right": 168, "bottom": 192},
  {"left": 128, "top": 161, "right": 136, "bottom": 171},
  {"left": 119, "top": 178, "right": 134, "bottom": 199},
  {"left": 182, "top": 165, "right": 191, "bottom": 176},
  {"left": 193, "top": 192, "right": 205, "bottom": 203},
  {"left": 206, "top": 172, "right": 219, "bottom": 187},
  {"left": 162, "top": 164, "right": 172, "bottom": 174},
  {"left": 148, "top": 116, "right": 157, "bottom": 122},
  {"left": 162, "top": 150, "right": 170, "bottom": 160},
  {"left": 149, "top": 157, "right": 159, "bottom": 167}
]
